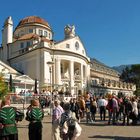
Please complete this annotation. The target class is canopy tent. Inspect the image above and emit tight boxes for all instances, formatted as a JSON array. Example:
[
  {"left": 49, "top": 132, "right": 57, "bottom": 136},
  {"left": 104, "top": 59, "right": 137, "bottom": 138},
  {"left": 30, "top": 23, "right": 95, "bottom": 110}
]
[
  {"left": 15, "top": 74, "right": 35, "bottom": 94},
  {"left": 15, "top": 75, "right": 34, "bottom": 84},
  {"left": 15, "top": 75, "right": 35, "bottom": 109}
]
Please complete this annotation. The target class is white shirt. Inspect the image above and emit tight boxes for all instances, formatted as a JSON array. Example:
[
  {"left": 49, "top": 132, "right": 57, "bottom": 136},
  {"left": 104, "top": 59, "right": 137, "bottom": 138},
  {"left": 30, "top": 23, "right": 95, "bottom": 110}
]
[
  {"left": 132, "top": 101, "right": 138, "bottom": 115},
  {"left": 98, "top": 98, "right": 107, "bottom": 107}
]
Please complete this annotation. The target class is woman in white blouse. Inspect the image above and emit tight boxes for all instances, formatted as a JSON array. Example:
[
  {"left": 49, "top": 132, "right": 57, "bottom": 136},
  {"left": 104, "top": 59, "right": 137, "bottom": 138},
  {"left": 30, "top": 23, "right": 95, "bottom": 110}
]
[{"left": 131, "top": 97, "right": 138, "bottom": 125}]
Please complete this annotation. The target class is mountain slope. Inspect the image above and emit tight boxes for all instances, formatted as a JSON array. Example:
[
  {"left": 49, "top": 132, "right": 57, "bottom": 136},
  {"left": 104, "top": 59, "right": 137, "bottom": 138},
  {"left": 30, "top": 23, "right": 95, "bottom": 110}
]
[{"left": 112, "top": 65, "right": 132, "bottom": 73}]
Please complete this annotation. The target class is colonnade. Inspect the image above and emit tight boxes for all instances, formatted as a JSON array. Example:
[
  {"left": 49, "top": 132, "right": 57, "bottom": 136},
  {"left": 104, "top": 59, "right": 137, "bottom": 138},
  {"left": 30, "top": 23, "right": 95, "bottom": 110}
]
[{"left": 54, "top": 59, "right": 89, "bottom": 94}]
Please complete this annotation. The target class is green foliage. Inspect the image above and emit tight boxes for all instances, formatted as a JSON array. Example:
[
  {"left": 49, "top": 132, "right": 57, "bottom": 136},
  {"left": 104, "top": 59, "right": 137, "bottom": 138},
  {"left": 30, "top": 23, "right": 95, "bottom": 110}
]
[
  {"left": 0, "top": 74, "right": 8, "bottom": 99},
  {"left": 130, "top": 64, "right": 140, "bottom": 88},
  {"left": 134, "top": 88, "right": 140, "bottom": 96},
  {"left": 121, "top": 64, "right": 140, "bottom": 96},
  {"left": 120, "top": 66, "right": 131, "bottom": 82}
]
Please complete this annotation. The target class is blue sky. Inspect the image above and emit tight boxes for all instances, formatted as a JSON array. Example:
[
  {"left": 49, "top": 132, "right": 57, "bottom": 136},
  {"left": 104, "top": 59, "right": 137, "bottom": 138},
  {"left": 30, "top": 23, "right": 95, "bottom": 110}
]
[{"left": 0, "top": 0, "right": 140, "bottom": 67}]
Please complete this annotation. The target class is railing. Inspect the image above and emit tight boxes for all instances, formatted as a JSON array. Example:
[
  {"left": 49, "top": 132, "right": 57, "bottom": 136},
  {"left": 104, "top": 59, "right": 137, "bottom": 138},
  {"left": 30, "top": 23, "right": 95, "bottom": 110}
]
[{"left": 90, "top": 81, "right": 134, "bottom": 90}]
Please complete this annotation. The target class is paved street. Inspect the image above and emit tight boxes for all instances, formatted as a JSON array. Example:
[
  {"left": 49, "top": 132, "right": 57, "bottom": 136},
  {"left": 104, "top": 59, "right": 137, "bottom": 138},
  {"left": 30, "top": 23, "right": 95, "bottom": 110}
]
[{"left": 17, "top": 115, "right": 140, "bottom": 140}]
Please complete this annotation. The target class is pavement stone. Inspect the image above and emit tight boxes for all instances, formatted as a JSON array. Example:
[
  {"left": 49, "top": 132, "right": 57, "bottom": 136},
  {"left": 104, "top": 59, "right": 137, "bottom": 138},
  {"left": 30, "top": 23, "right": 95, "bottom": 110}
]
[{"left": 17, "top": 115, "right": 140, "bottom": 140}]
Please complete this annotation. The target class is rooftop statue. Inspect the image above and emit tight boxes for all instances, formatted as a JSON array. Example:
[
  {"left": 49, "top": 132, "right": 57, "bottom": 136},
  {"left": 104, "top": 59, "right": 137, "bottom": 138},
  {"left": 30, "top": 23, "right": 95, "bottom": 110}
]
[{"left": 64, "top": 24, "right": 75, "bottom": 38}]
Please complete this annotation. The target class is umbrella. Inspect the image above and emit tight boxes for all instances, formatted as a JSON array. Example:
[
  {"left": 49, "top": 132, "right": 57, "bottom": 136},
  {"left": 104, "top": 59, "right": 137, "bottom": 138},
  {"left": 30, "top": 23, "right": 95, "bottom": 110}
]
[{"left": 9, "top": 74, "right": 13, "bottom": 92}]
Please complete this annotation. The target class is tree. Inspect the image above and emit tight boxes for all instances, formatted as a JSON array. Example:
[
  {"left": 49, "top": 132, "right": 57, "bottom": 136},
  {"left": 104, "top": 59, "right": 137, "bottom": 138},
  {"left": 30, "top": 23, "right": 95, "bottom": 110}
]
[
  {"left": 0, "top": 74, "right": 8, "bottom": 99},
  {"left": 120, "top": 64, "right": 140, "bottom": 96},
  {"left": 130, "top": 64, "right": 140, "bottom": 86},
  {"left": 120, "top": 66, "right": 131, "bottom": 82}
]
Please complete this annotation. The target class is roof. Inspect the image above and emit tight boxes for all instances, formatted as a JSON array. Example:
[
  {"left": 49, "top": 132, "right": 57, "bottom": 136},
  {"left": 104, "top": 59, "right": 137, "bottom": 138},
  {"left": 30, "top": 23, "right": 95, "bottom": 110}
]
[
  {"left": 16, "top": 16, "right": 51, "bottom": 29},
  {"left": 90, "top": 58, "right": 120, "bottom": 74},
  {"left": 91, "top": 58, "right": 107, "bottom": 67},
  {"left": 0, "top": 60, "right": 20, "bottom": 75},
  {"left": 16, "top": 33, "right": 39, "bottom": 41}
]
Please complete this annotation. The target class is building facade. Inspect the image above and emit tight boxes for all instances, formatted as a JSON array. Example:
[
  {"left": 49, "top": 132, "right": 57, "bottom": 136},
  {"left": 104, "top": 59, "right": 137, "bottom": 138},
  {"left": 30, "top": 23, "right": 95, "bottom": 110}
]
[
  {"left": 0, "top": 16, "right": 135, "bottom": 96},
  {"left": 90, "top": 59, "right": 135, "bottom": 96}
]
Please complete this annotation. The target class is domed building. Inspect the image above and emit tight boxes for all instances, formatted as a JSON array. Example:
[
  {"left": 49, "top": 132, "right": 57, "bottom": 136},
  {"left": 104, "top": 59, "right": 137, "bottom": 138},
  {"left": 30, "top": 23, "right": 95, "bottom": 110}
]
[
  {"left": 0, "top": 16, "right": 91, "bottom": 95},
  {"left": 0, "top": 16, "right": 135, "bottom": 96}
]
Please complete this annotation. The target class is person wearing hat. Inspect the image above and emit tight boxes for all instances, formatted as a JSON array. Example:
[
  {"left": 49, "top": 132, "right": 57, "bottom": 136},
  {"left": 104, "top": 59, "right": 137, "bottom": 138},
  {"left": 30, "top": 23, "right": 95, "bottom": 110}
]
[
  {"left": 26, "top": 99, "right": 44, "bottom": 140},
  {"left": 0, "top": 98, "right": 18, "bottom": 140}
]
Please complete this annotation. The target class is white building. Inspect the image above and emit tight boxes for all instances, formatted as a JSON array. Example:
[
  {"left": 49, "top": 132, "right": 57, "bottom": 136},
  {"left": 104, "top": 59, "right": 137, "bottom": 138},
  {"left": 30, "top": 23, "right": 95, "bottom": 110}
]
[
  {"left": 0, "top": 16, "right": 135, "bottom": 96},
  {"left": 0, "top": 16, "right": 90, "bottom": 95}
]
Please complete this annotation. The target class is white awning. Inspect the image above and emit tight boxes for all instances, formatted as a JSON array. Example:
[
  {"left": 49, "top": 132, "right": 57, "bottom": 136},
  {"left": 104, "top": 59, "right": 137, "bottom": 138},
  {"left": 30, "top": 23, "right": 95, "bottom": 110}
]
[{"left": 15, "top": 75, "right": 34, "bottom": 85}]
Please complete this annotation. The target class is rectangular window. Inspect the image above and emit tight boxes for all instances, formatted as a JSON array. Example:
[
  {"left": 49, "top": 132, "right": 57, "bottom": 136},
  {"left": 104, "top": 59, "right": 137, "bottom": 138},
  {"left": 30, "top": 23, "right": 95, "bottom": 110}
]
[
  {"left": 49, "top": 33, "right": 51, "bottom": 39},
  {"left": 66, "top": 44, "right": 70, "bottom": 48},
  {"left": 27, "top": 41, "right": 31, "bottom": 47},
  {"left": 29, "top": 29, "right": 33, "bottom": 33},
  {"left": 39, "top": 29, "right": 43, "bottom": 36},
  {"left": 44, "top": 31, "right": 48, "bottom": 37},
  {"left": 20, "top": 42, "right": 24, "bottom": 48}
]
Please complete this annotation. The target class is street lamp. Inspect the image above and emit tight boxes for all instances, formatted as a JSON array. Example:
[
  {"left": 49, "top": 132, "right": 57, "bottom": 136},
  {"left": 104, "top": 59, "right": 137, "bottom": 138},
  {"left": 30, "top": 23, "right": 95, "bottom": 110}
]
[
  {"left": 47, "top": 61, "right": 54, "bottom": 100},
  {"left": 47, "top": 60, "right": 54, "bottom": 134}
]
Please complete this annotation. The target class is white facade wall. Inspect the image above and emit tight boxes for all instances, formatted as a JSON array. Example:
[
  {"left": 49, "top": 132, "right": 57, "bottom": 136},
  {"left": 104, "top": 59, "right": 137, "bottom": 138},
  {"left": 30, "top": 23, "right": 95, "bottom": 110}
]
[{"left": 55, "top": 37, "right": 87, "bottom": 57}]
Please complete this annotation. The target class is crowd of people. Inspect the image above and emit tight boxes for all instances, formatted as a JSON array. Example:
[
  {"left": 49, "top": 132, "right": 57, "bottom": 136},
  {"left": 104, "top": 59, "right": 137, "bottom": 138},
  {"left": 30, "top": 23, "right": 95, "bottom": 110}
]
[
  {"left": 65, "top": 93, "right": 140, "bottom": 126},
  {"left": 0, "top": 95, "right": 82, "bottom": 140},
  {"left": 50, "top": 93, "right": 140, "bottom": 139},
  {"left": 0, "top": 92, "right": 140, "bottom": 140}
]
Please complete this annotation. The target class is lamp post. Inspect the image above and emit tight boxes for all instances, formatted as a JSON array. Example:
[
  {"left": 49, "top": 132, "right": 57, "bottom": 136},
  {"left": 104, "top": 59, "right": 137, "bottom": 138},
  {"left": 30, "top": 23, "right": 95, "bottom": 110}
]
[
  {"left": 47, "top": 61, "right": 54, "bottom": 140},
  {"left": 47, "top": 61, "right": 54, "bottom": 100}
]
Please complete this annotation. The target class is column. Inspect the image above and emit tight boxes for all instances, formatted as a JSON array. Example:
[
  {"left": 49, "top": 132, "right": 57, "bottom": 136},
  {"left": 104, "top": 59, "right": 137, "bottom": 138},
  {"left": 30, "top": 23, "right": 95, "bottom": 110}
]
[
  {"left": 86, "top": 64, "right": 90, "bottom": 91},
  {"left": 81, "top": 64, "right": 83, "bottom": 88},
  {"left": 36, "top": 51, "right": 41, "bottom": 87},
  {"left": 70, "top": 61, "right": 74, "bottom": 95},
  {"left": 55, "top": 58, "right": 61, "bottom": 85}
]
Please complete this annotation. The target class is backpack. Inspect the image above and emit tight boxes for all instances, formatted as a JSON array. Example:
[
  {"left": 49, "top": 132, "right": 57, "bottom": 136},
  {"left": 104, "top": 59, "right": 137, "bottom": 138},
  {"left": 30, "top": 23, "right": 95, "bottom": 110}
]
[
  {"left": 60, "top": 111, "right": 76, "bottom": 137},
  {"left": 67, "top": 117, "right": 76, "bottom": 132},
  {"left": 15, "top": 110, "right": 24, "bottom": 122}
]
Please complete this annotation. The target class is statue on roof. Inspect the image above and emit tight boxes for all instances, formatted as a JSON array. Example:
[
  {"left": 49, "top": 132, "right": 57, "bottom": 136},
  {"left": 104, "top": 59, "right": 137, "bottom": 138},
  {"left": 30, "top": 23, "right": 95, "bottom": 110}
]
[{"left": 64, "top": 24, "right": 75, "bottom": 39}]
